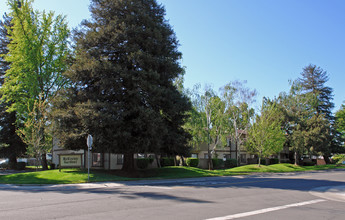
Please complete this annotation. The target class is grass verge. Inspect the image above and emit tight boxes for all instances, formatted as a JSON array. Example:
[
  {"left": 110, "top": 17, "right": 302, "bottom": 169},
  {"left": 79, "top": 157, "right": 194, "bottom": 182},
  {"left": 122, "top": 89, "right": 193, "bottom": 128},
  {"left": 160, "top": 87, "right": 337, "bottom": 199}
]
[{"left": 0, "top": 164, "right": 343, "bottom": 185}]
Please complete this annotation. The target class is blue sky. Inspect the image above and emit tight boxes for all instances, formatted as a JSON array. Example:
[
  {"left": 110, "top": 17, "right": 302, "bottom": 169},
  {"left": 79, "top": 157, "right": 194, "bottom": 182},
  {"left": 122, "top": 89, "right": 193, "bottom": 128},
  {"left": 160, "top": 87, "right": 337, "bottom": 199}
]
[{"left": 1, "top": 0, "right": 344, "bottom": 112}]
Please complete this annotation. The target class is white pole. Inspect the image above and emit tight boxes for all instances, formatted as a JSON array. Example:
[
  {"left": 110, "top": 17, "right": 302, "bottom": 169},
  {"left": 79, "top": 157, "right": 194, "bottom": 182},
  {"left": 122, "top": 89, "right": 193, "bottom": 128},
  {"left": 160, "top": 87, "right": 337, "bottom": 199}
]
[
  {"left": 87, "top": 134, "right": 93, "bottom": 183},
  {"left": 88, "top": 145, "right": 90, "bottom": 182}
]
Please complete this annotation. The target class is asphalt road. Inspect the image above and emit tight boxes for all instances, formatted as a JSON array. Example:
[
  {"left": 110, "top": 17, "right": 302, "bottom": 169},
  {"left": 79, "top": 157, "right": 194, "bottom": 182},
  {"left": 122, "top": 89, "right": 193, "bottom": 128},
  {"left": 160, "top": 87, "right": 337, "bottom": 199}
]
[{"left": 0, "top": 170, "right": 345, "bottom": 220}]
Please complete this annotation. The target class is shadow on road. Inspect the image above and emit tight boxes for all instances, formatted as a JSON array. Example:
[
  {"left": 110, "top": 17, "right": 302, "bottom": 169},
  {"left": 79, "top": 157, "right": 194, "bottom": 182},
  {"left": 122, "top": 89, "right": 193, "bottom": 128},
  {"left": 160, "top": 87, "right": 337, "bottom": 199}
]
[{"left": 0, "top": 169, "right": 344, "bottom": 204}]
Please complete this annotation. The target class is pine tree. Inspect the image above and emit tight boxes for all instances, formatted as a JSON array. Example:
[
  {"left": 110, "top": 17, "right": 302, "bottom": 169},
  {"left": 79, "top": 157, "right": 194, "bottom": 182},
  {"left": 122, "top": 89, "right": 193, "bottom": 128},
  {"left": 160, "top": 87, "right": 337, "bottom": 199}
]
[
  {"left": 53, "top": 0, "right": 191, "bottom": 171},
  {"left": 298, "top": 64, "right": 334, "bottom": 120},
  {"left": 298, "top": 64, "right": 337, "bottom": 162}
]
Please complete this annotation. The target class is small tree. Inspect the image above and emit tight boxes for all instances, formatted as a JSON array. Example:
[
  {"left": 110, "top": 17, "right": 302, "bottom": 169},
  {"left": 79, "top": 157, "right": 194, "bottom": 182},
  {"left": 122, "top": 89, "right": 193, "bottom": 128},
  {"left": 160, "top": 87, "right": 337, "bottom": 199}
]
[
  {"left": 221, "top": 80, "right": 256, "bottom": 165},
  {"left": 17, "top": 97, "right": 50, "bottom": 169},
  {"left": 246, "top": 101, "right": 285, "bottom": 166}
]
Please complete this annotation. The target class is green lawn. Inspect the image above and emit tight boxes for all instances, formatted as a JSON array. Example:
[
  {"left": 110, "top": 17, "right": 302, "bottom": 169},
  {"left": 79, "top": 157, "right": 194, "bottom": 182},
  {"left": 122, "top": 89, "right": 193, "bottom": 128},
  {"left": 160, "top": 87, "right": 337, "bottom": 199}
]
[{"left": 0, "top": 164, "right": 343, "bottom": 185}]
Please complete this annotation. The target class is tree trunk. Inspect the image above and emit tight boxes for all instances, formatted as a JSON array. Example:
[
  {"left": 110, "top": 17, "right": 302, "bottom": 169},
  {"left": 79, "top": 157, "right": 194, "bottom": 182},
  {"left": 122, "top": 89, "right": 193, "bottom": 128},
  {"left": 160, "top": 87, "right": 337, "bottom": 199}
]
[
  {"left": 8, "top": 153, "right": 17, "bottom": 170},
  {"left": 207, "top": 147, "right": 213, "bottom": 170},
  {"left": 294, "top": 151, "right": 298, "bottom": 166},
  {"left": 155, "top": 154, "right": 161, "bottom": 168},
  {"left": 181, "top": 156, "right": 186, "bottom": 166},
  {"left": 122, "top": 153, "right": 135, "bottom": 172},
  {"left": 41, "top": 153, "right": 48, "bottom": 170},
  {"left": 323, "top": 154, "right": 331, "bottom": 164}
]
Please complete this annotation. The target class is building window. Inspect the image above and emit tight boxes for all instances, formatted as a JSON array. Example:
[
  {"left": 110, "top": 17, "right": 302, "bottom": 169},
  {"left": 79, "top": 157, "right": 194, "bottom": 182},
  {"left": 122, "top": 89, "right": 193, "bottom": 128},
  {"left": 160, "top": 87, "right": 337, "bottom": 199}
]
[
  {"left": 92, "top": 153, "right": 103, "bottom": 167},
  {"left": 204, "top": 153, "right": 209, "bottom": 159},
  {"left": 117, "top": 154, "right": 124, "bottom": 165},
  {"left": 191, "top": 153, "right": 198, "bottom": 158}
]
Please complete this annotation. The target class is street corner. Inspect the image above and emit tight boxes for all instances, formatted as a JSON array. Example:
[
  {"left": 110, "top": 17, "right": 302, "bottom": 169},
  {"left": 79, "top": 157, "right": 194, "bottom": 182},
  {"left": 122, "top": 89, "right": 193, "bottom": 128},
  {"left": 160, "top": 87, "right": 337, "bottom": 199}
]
[{"left": 310, "top": 185, "right": 345, "bottom": 203}]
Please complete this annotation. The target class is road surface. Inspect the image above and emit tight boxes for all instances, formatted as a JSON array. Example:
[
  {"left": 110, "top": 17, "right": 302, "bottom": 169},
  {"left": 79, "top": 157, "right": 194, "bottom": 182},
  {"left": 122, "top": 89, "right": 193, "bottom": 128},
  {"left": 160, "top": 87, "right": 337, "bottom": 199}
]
[{"left": 0, "top": 169, "right": 344, "bottom": 220}]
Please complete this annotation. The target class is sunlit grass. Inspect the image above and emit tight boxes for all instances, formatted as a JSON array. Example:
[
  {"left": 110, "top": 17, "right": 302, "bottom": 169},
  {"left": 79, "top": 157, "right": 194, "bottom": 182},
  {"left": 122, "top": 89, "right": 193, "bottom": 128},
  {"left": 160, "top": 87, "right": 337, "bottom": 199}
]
[{"left": 0, "top": 164, "right": 343, "bottom": 185}]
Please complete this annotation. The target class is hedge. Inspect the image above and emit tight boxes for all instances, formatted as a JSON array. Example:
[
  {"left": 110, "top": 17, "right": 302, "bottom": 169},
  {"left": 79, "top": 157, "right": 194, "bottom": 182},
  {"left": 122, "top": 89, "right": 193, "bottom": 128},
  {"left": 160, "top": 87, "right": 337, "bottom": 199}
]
[
  {"left": 224, "top": 159, "right": 237, "bottom": 168},
  {"left": 186, "top": 158, "right": 199, "bottom": 167},
  {"left": 136, "top": 158, "right": 154, "bottom": 169},
  {"left": 160, "top": 157, "right": 175, "bottom": 167},
  {"left": 16, "top": 162, "right": 26, "bottom": 170},
  {"left": 212, "top": 158, "right": 224, "bottom": 169}
]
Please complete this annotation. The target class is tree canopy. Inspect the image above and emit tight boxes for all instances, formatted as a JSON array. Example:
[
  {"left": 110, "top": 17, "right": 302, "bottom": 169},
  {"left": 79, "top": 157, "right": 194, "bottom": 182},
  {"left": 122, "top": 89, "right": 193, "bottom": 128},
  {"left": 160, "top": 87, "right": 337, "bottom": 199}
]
[
  {"left": 0, "top": 0, "right": 70, "bottom": 169},
  {"left": 52, "top": 0, "right": 191, "bottom": 171}
]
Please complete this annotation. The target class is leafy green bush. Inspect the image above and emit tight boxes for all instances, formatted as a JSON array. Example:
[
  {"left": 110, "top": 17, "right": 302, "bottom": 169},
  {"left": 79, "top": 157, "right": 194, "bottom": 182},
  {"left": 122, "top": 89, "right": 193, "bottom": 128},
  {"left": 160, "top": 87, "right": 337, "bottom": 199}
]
[
  {"left": 280, "top": 159, "right": 291, "bottom": 164},
  {"left": 303, "top": 160, "right": 316, "bottom": 166},
  {"left": 136, "top": 158, "right": 154, "bottom": 169},
  {"left": 212, "top": 158, "right": 224, "bottom": 169},
  {"left": 50, "top": 163, "right": 56, "bottom": 169},
  {"left": 160, "top": 157, "right": 175, "bottom": 167},
  {"left": 186, "top": 158, "right": 199, "bottom": 167},
  {"left": 16, "top": 162, "right": 26, "bottom": 170},
  {"left": 332, "top": 154, "right": 345, "bottom": 164},
  {"left": 269, "top": 158, "right": 279, "bottom": 165},
  {"left": 260, "top": 159, "right": 266, "bottom": 165},
  {"left": 224, "top": 159, "right": 237, "bottom": 168}
]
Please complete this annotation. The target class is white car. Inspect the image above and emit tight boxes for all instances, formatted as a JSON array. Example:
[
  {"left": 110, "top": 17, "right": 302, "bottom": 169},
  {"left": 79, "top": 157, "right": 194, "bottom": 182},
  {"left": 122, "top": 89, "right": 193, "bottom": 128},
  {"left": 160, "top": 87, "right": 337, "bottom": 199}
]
[{"left": 0, "top": 159, "right": 9, "bottom": 168}]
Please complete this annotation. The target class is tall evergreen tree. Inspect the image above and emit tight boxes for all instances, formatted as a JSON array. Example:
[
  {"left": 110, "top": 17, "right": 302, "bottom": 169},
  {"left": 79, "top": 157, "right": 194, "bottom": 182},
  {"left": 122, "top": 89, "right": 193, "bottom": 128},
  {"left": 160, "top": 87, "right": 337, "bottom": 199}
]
[
  {"left": 0, "top": 13, "right": 26, "bottom": 169},
  {"left": 298, "top": 64, "right": 338, "bottom": 162},
  {"left": 53, "top": 0, "right": 191, "bottom": 171},
  {"left": 298, "top": 64, "right": 334, "bottom": 120}
]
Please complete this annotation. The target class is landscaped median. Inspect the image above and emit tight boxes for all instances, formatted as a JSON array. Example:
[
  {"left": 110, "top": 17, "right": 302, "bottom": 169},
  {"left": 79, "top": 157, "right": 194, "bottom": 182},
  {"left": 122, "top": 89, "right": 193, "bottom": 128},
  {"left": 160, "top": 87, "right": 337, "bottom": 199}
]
[{"left": 0, "top": 163, "right": 343, "bottom": 185}]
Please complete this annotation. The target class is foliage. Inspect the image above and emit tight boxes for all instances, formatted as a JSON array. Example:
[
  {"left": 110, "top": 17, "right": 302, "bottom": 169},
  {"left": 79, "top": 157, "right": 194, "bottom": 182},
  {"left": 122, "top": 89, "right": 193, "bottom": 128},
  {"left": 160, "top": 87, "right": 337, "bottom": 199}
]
[
  {"left": 17, "top": 97, "right": 51, "bottom": 165},
  {"left": 16, "top": 161, "right": 26, "bottom": 170},
  {"left": 52, "top": 0, "right": 191, "bottom": 172},
  {"left": 332, "top": 154, "right": 345, "bottom": 164},
  {"left": 185, "top": 85, "right": 227, "bottom": 170},
  {"left": 246, "top": 101, "right": 286, "bottom": 166},
  {"left": 224, "top": 159, "right": 238, "bottom": 168},
  {"left": 298, "top": 64, "right": 334, "bottom": 120},
  {"left": 297, "top": 64, "right": 339, "bottom": 162},
  {"left": 136, "top": 158, "right": 154, "bottom": 169},
  {"left": 1, "top": 0, "right": 70, "bottom": 170},
  {"left": 186, "top": 158, "right": 199, "bottom": 167},
  {"left": 212, "top": 158, "right": 224, "bottom": 169},
  {"left": 269, "top": 158, "right": 279, "bottom": 165},
  {"left": 335, "top": 104, "right": 345, "bottom": 141},
  {"left": 221, "top": 81, "right": 256, "bottom": 165},
  {"left": 160, "top": 157, "right": 175, "bottom": 167},
  {"left": 0, "top": 12, "right": 27, "bottom": 168}
]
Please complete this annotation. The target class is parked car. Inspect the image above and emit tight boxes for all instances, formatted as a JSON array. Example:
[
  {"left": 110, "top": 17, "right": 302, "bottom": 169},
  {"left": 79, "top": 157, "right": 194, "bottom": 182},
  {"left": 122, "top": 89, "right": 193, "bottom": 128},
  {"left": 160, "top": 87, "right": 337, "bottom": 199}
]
[{"left": 0, "top": 159, "right": 9, "bottom": 168}]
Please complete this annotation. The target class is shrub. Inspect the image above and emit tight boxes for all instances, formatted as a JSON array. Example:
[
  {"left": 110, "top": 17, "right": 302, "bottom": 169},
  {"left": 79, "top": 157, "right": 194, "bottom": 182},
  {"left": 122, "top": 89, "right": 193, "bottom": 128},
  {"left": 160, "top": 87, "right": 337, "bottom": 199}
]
[
  {"left": 160, "top": 157, "right": 175, "bottom": 167},
  {"left": 50, "top": 163, "right": 56, "bottom": 169},
  {"left": 186, "top": 158, "right": 199, "bottom": 167},
  {"left": 136, "top": 158, "right": 154, "bottom": 169},
  {"left": 332, "top": 154, "right": 345, "bottom": 164},
  {"left": 269, "top": 158, "right": 279, "bottom": 165},
  {"left": 260, "top": 159, "right": 266, "bottom": 165},
  {"left": 280, "top": 159, "right": 291, "bottom": 164},
  {"left": 224, "top": 159, "right": 237, "bottom": 168},
  {"left": 212, "top": 158, "right": 224, "bottom": 169},
  {"left": 303, "top": 160, "right": 316, "bottom": 166},
  {"left": 16, "top": 162, "right": 26, "bottom": 170}
]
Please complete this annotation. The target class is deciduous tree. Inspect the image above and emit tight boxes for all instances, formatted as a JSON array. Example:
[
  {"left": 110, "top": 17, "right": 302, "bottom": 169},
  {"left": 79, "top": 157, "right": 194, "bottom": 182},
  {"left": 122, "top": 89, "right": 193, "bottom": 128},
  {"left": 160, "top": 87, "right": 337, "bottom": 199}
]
[
  {"left": 0, "top": 12, "right": 27, "bottom": 169},
  {"left": 246, "top": 100, "right": 285, "bottom": 166},
  {"left": 0, "top": 0, "right": 70, "bottom": 169}
]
